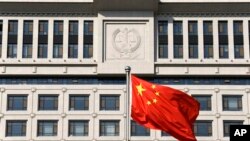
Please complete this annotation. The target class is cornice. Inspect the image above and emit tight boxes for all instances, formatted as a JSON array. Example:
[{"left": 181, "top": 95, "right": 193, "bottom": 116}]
[{"left": 0, "top": 12, "right": 97, "bottom": 17}]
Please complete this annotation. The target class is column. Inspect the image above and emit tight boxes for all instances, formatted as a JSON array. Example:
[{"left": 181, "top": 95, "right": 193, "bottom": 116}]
[
  {"left": 32, "top": 19, "right": 39, "bottom": 60},
  {"left": 78, "top": 20, "right": 84, "bottom": 60},
  {"left": 198, "top": 19, "right": 204, "bottom": 60},
  {"left": 213, "top": 20, "right": 219, "bottom": 60},
  {"left": 228, "top": 19, "right": 234, "bottom": 60},
  {"left": 63, "top": 19, "right": 68, "bottom": 60},
  {"left": 17, "top": 19, "right": 23, "bottom": 59},
  {"left": 48, "top": 19, "right": 54, "bottom": 60},
  {"left": 168, "top": 17, "right": 174, "bottom": 60},
  {"left": 243, "top": 20, "right": 249, "bottom": 59},
  {"left": 183, "top": 19, "right": 188, "bottom": 60},
  {"left": 1, "top": 19, "right": 8, "bottom": 59}
]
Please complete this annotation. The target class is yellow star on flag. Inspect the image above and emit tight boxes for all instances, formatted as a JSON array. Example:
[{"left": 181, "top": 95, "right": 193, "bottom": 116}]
[
  {"left": 152, "top": 84, "right": 156, "bottom": 89},
  {"left": 147, "top": 101, "right": 152, "bottom": 105},
  {"left": 136, "top": 83, "right": 146, "bottom": 96},
  {"left": 153, "top": 98, "right": 157, "bottom": 103},
  {"left": 155, "top": 92, "right": 160, "bottom": 96}
]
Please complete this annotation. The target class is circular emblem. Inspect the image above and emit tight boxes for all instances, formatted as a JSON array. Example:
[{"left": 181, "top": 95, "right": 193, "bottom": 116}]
[{"left": 112, "top": 28, "right": 141, "bottom": 54}]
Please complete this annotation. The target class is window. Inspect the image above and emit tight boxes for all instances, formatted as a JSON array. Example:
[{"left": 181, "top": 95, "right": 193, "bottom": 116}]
[
  {"left": 159, "top": 44, "right": 168, "bottom": 58},
  {"left": 223, "top": 120, "right": 243, "bottom": 136},
  {"left": 6, "top": 120, "right": 26, "bottom": 136},
  {"left": 7, "top": 95, "right": 27, "bottom": 110},
  {"left": 38, "top": 95, "right": 58, "bottom": 110},
  {"left": 54, "top": 21, "right": 63, "bottom": 35},
  {"left": 193, "top": 95, "right": 211, "bottom": 111},
  {"left": 161, "top": 131, "right": 170, "bottom": 136},
  {"left": 223, "top": 95, "right": 242, "bottom": 111},
  {"left": 22, "top": 44, "right": 32, "bottom": 58},
  {"left": 23, "top": 21, "right": 33, "bottom": 35},
  {"left": 131, "top": 121, "right": 150, "bottom": 136},
  {"left": 8, "top": 20, "right": 18, "bottom": 35},
  {"left": 39, "top": 21, "right": 48, "bottom": 35},
  {"left": 7, "top": 44, "right": 17, "bottom": 58},
  {"left": 234, "top": 45, "right": 244, "bottom": 58},
  {"left": 84, "top": 21, "right": 93, "bottom": 35},
  {"left": 69, "top": 120, "right": 89, "bottom": 136},
  {"left": 234, "top": 21, "right": 243, "bottom": 35},
  {"left": 68, "top": 44, "right": 78, "bottom": 58},
  {"left": 0, "top": 44, "right": 2, "bottom": 58},
  {"left": 69, "top": 21, "right": 78, "bottom": 35},
  {"left": 219, "top": 21, "right": 228, "bottom": 35},
  {"left": 174, "top": 21, "right": 182, "bottom": 35},
  {"left": 188, "top": 21, "right": 198, "bottom": 35},
  {"left": 174, "top": 45, "right": 183, "bottom": 58},
  {"left": 53, "top": 44, "right": 63, "bottom": 58},
  {"left": 37, "top": 120, "right": 58, "bottom": 136},
  {"left": 100, "top": 120, "right": 119, "bottom": 136},
  {"left": 194, "top": 120, "right": 212, "bottom": 136},
  {"left": 203, "top": 21, "right": 213, "bottom": 35},
  {"left": 0, "top": 20, "right": 2, "bottom": 35},
  {"left": 219, "top": 45, "right": 228, "bottom": 58},
  {"left": 189, "top": 45, "right": 198, "bottom": 58},
  {"left": 83, "top": 44, "right": 93, "bottom": 58},
  {"left": 69, "top": 95, "right": 89, "bottom": 110},
  {"left": 38, "top": 44, "right": 48, "bottom": 58},
  {"left": 100, "top": 95, "right": 120, "bottom": 111},
  {"left": 204, "top": 45, "right": 213, "bottom": 58},
  {"left": 158, "top": 21, "right": 168, "bottom": 35}
]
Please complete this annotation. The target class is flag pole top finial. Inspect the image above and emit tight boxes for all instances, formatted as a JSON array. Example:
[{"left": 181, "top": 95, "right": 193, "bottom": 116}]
[{"left": 125, "top": 66, "right": 131, "bottom": 72}]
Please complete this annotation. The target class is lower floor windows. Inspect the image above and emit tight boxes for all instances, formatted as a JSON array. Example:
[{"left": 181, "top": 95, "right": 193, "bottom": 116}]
[
  {"left": 53, "top": 44, "right": 63, "bottom": 58},
  {"left": 223, "top": 120, "right": 243, "bottom": 137},
  {"left": 223, "top": 95, "right": 242, "bottom": 111},
  {"left": 68, "top": 44, "right": 78, "bottom": 58},
  {"left": 38, "top": 44, "right": 48, "bottom": 58},
  {"left": 131, "top": 120, "right": 150, "bottom": 136},
  {"left": 100, "top": 120, "right": 120, "bottom": 136},
  {"left": 194, "top": 120, "right": 212, "bottom": 136},
  {"left": 174, "top": 45, "right": 183, "bottom": 58},
  {"left": 7, "top": 44, "right": 17, "bottom": 58},
  {"left": 159, "top": 44, "right": 168, "bottom": 58},
  {"left": 22, "top": 44, "right": 32, "bottom": 58},
  {"left": 189, "top": 45, "right": 198, "bottom": 58},
  {"left": 37, "top": 120, "right": 58, "bottom": 136},
  {"left": 204, "top": 44, "right": 213, "bottom": 58},
  {"left": 69, "top": 120, "right": 89, "bottom": 136},
  {"left": 219, "top": 45, "right": 228, "bottom": 58},
  {"left": 83, "top": 44, "right": 93, "bottom": 58},
  {"left": 6, "top": 120, "right": 27, "bottom": 136},
  {"left": 234, "top": 45, "right": 244, "bottom": 58}
]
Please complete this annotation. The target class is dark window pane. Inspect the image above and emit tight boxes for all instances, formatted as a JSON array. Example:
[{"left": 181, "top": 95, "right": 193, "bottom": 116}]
[
  {"left": 53, "top": 44, "right": 63, "bottom": 58},
  {"left": 68, "top": 44, "right": 78, "bottom": 58},
  {"left": 234, "top": 21, "right": 243, "bottom": 35},
  {"left": 193, "top": 95, "right": 211, "bottom": 111},
  {"left": 158, "top": 21, "right": 168, "bottom": 35},
  {"left": 8, "top": 20, "right": 18, "bottom": 35},
  {"left": 174, "top": 45, "right": 183, "bottom": 58},
  {"left": 69, "top": 95, "right": 89, "bottom": 110},
  {"left": 37, "top": 120, "right": 58, "bottom": 136},
  {"left": 39, "top": 21, "right": 48, "bottom": 35},
  {"left": 69, "top": 120, "right": 89, "bottom": 136},
  {"left": 69, "top": 21, "right": 78, "bottom": 35},
  {"left": 38, "top": 44, "right": 48, "bottom": 58},
  {"left": 203, "top": 21, "right": 213, "bottom": 35},
  {"left": 223, "top": 95, "right": 242, "bottom": 111},
  {"left": 188, "top": 21, "right": 198, "bottom": 35},
  {"left": 7, "top": 44, "right": 17, "bottom": 58},
  {"left": 189, "top": 45, "right": 198, "bottom": 58},
  {"left": 100, "top": 95, "right": 120, "bottom": 111},
  {"left": 219, "top": 21, "right": 228, "bottom": 35},
  {"left": 194, "top": 120, "right": 212, "bottom": 136},
  {"left": 223, "top": 120, "right": 243, "bottom": 136},
  {"left": 159, "top": 44, "right": 168, "bottom": 58},
  {"left": 38, "top": 95, "right": 58, "bottom": 110},
  {"left": 6, "top": 120, "right": 27, "bottom": 136},
  {"left": 83, "top": 44, "right": 93, "bottom": 58},
  {"left": 174, "top": 21, "right": 182, "bottom": 35},
  {"left": 84, "top": 21, "right": 93, "bottom": 35},
  {"left": 219, "top": 45, "right": 228, "bottom": 58},
  {"left": 204, "top": 45, "right": 213, "bottom": 58},
  {"left": 22, "top": 44, "right": 32, "bottom": 58},
  {"left": 7, "top": 95, "right": 27, "bottom": 110},
  {"left": 234, "top": 45, "right": 244, "bottom": 58},
  {"left": 54, "top": 21, "right": 63, "bottom": 35},
  {"left": 131, "top": 121, "right": 150, "bottom": 136},
  {"left": 23, "top": 21, "right": 33, "bottom": 35},
  {"left": 100, "top": 120, "right": 120, "bottom": 136}
]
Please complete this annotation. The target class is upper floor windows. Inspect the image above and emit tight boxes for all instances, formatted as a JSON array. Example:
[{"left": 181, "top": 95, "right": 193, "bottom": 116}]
[
  {"left": 8, "top": 20, "right": 18, "bottom": 35},
  {"left": 0, "top": 20, "right": 2, "bottom": 35},
  {"left": 69, "top": 120, "right": 89, "bottom": 136},
  {"left": 69, "top": 95, "right": 89, "bottom": 111},
  {"left": 54, "top": 21, "right": 63, "bottom": 35},
  {"left": 194, "top": 120, "right": 212, "bottom": 136},
  {"left": 6, "top": 120, "right": 27, "bottom": 136},
  {"left": 223, "top": 95, "right": 242, "bottom": 111},
  {"left": 174, "top": 21, "right": 182, "bottom": 35},
  {"left": 7, "top": 95, "right": 27, "bottom": 111},
  {"left": 219, "top": 21, "right": 228, "bottom": 35},
  {"left": 69, "top": 21, "right": 78, "bottom": 35},
  {"left": 39, "top": 21, "right": 48, "bottom": 35},
  {"left": 193, "top": 95, "right": 211, "bottom": 111},
  {"left": 100, "top": 95, "right": 120, "bottom": 111},
  {"left": 37, "top": 120, "right": 58, "bottom": 136},
  {"left": 158, "top": 21, "right": 168, "bottom": 35},
  {"left": 84, "top": 21, "right": 93, "bottom": 35},
  {"left": 188, "top": 21, "right": 198, "bottom": 35},
  {"left": 100, "top": 120, "right": 120, "bottom": 136},
  {"left": 131, "top": 120, "right": 150, "bottom": 136},
  {"left": 234, "top": 21, "right": 243, "bottom": 35},
  {"left": 203, "top": 21, "right": 213, "bottom": 35},
  {"left": 23, "top": 21, "right": 33, "bottom": 35},
  {"left": 38, "top": 95, "right": 58, "bottom": 110}
]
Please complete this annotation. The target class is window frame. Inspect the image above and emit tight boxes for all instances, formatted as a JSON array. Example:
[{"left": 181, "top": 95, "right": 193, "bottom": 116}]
[
  {"left": 6, "top": 120, "right": 27, "bottom": 137},
  {"left": 99, "top": 120, "right": 120, "bottom": 136},
  {"left": 38, "top": 95, "right": 58, "bottom": 111}
]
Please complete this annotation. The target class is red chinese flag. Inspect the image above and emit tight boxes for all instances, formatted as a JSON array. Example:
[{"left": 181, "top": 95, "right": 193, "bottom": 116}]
[{"left": 131, "top": 75, "right": 200, "bottom": 141}]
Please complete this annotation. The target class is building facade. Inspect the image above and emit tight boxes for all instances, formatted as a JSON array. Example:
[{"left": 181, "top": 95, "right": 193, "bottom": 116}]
[{"left": 0, "top": 0, "right": 250, "bottom": 141}]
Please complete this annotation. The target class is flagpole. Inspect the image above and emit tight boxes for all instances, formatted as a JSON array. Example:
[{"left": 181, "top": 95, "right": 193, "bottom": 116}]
[{"left": 125, "top": 66, "right": 131, "bottom": 141}]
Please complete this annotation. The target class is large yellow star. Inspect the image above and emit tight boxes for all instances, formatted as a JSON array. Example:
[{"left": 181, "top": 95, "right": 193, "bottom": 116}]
[
  {"left": 153, "top": 98, "right": 157, "bottom": 103},
  {"left": 136, "top": 83, "right": 146, "bottom": 96},
  {"left": 151, "top": 85, "right": 156, "bottom": 89}
]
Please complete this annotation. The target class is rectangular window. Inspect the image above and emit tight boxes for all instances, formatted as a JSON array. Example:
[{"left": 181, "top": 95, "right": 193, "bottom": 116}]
[
  {"left": 69, "top": 120, "right": 89, "bottom": 136},
  {"left": 188, "top": 21, "right": 198, "bottom": 35},
  {"left": 158, "top": 21, "right": 168, "bottom": 35},
  {"left": 37, "top": 120, "right": 58, "bottom": 136},
  {"left": 7, "top": 44, "right": 17, "bottom": 58},
  {"left": 0, "top": 20, "right": 2, "bottom": 35},
  {"left": 159, "top": 44, "right": 168, "bottom": 58},
  {"left": 189, "top": 45, "right": 198, "bottom": 58},
  {"left": 0, "top": 44, "right": 2, "bottom": 58},
  {"left": 193, "top": 95, "right": 211, "bottom": 111},
  {"left": 38, "top": 95, "right": 58, "bottom": 110},
  {"left": 100, "top": 120, "right": 120, "bottom": 136},
  {"left": 69, "top": 21, "right": 78, "bottom": 35},
  {"left": 84, "top": 21, "right": 93, "bottom": 35},
  {"left": 7, "top": 95, "right": 27, "bottom": 110},
  {"left": 38, "top": 44, "right": 48, "bottom": 58},
  {"left": 39, "top": 21, "right": 48, "bottom": 35},
  {"left": 223, "top": 95, "right": 242, "bottom": 111},
  {"left": 100, "top": 95, "right": 120, "bottom": 111},
  {"left": 23, "top": 21, "right": 33, "bottom": 35},
  {"left": 219, "top": 21, "right": 228, "bottom": 35},
  {"left": 174, "top": 21, "right": 182, "bottom": 35},
  {"left": 8, "top": 20, "right": 18, "bottom": 35},
  {"left": 53, "top": 44, "right": 63, "bottom": 58},
  {"left": 174, "top": 45, "right": 183, "bottom": 58},
  {"left": 203, "top": 21, "right": 213, "bottom": 35},
  {"left": 54, "top": 21, "right": 63, "bottom": 35},
  {"left": 219, "top": 45, "right": 229, "bottom": 58},
  {"left": 204, "top": 45, "right": 213, "bottom": 58},
  {"left": 223, "top": 120, "right": 243, "bottom": 136},
  {"left": 131, "top": 121, "right": 150, "bottom": 136},
  {"left": 68, "top": 44, "right": 78, "bottom": 58},
  {"left": 234, "top": 21, "right": 243, "bottom": 35},
  {"left": 69, "top": 95, "right": 89, "bottom": 111},
  {"left": 194, "top": 120, "right": 212, "bottom": 136},
  {"left": 6, "top": 120, "right": 27, "bottom": 136},
  {"left": 234, "top": 45, "right": 244, "bottom": 58},
  {"left": 22, "top": 44, "right": 32, "bottom": 58},
  {"left": 83, "top": 44, "right": 93, "bottom": 58}
]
